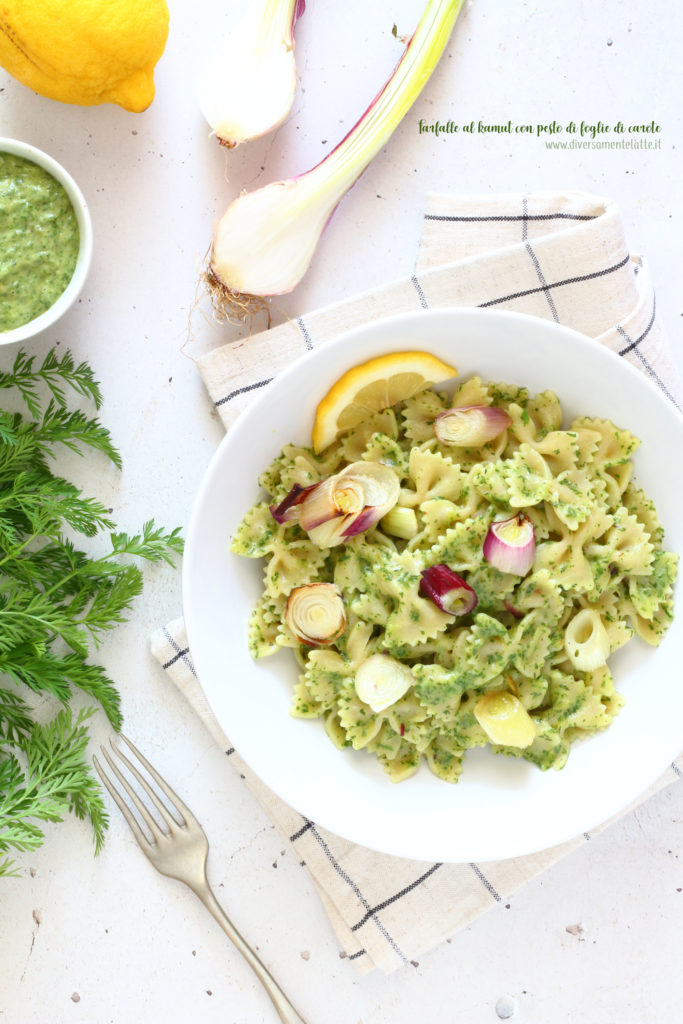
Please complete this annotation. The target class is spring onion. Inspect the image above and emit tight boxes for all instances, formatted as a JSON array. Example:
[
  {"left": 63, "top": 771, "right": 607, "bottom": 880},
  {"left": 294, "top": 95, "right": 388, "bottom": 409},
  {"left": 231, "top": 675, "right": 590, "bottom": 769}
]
[
  {"left": 355, "top": 654, "right": 415, "bottom": 713},
  {"left": 198, "top": 0, "right": 305, "bottom": 148},
  {"left": 285, "top": 583, "right": 346, "bottom": 645},
  {"left": 297, "top": 461, "right": 400, "bottom": 547},
  {"left": 380, "top": 505, "right": 419, "bottom": 540},
  {"left": 207, "top": 0, "right": 466, "bottom": 316},
  {"left": 564, "top": 609, "right": 610, "bottom": 671},
  {"left": 434, "top": 405, "right": 512, "bottom": 446},
  {"left": 419, "top": 564, "right": 478, "bottom": 616},
  {"left": 474, "top": 691, "right": 537, "bottom": 748},
  {"left": 483, "top": 513, "right": 536, "bottom": 576}
]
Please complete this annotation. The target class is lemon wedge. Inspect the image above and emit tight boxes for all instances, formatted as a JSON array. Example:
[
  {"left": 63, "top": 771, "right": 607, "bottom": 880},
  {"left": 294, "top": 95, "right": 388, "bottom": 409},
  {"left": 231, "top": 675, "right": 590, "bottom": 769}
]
[{"left": 312, "top": 351, "right": 457, "bottom": 453}]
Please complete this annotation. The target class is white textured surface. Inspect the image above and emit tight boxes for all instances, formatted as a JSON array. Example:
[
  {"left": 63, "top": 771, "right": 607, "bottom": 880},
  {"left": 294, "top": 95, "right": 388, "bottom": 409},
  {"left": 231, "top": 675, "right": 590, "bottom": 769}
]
[{"left": 1, "top": 0, "right": 682, "bottom": 1021}]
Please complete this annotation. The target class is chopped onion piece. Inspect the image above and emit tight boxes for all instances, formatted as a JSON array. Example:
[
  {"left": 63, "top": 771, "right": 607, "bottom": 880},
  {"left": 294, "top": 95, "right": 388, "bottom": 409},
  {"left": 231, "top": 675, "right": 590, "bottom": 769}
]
[
  {"left": 474, "top": 691, "right": 536, "bottom": 748},
  {"left": 419, "top": 564, "right": 478, "bottom": 616},
  {"left": 299, "top": 462, "right": 399, "bottom": 547},
  {"left": 381, "top": 505, "right": 419, "bottom": 540},
  {"left": 285, "top": 583, "right": 346, "bottom": 646},
  {"left": 483, "top": 514, "right": 536, "bottom": 576},
  {"left": 355, "top": 654, "right": 415, "bottom": 713},
  {"left": 270, "top": 481, "right": 318, "bottom": 524},
  {"left": 564, "top": 609, "right": 610, "bottom": 671},
  {"left": 434, "top": 405, "right": 511, "bottom": 446}
]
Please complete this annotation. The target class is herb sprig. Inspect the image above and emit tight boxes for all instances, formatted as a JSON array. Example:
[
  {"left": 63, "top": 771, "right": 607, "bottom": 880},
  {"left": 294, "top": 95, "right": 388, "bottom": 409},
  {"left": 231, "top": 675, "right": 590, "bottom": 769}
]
[{"left": 0, "top": 349, "right": 183, "bottom": 877}]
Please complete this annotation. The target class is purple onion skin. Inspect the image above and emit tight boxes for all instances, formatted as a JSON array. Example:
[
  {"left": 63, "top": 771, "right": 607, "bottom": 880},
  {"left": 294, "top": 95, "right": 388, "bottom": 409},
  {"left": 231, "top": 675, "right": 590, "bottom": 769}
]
[
  {"left": 483, "top": 515, "right": 535, "bottom": 576},
  {"left": 341, "top": 505, "right": 383, "bottom": 538},
  {"left": 270, "top": 482, "right": 318, "bottom": 524},
  {"left": 434, "top": 404, "right": 512, "bottom": 446},
  {"left": 301, "top": 507, "right": 344, "bottom": 531},
  {"left": 419, "top": 564, "right": 478, "bottom": 616}
]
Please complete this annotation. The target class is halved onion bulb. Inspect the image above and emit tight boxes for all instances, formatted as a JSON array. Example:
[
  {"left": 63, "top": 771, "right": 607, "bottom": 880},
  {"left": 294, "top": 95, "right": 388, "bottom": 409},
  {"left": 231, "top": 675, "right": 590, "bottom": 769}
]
[
  {"left": 355, "top": 654, "right": 415, "bottom": 713},
  {"left": 299, "top": 462, "right": 400, "bottom": 548},
  {"left": 564, "top": 609, "right": 610, "bottom": 671},
  {"left": 419, "top": 564, "right": 478, "bottom": 616},
  {"left": 434, "top": 405, "right": 511, "bottom": 446},
  {"left": 483, "top": 513, "right": 536, "bottom": 576},
  {"left": 206, "top": 0, "right": 467, "bottom": 305},
  {"left": 197, "top": 0, "right": 303, "bottom": 148},
  {"left": 474, "top": 691, "right": 536, "bottom": 748},
  {"left": 285, "top": 583, "right": 346, "bottom": 646}
]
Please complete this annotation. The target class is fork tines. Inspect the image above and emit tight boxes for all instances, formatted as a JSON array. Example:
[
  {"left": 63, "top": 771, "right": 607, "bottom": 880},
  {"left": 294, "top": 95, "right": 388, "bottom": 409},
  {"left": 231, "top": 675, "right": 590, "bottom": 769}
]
[{"left": 93, "top": 734, "right": 194, "bottom": 847}]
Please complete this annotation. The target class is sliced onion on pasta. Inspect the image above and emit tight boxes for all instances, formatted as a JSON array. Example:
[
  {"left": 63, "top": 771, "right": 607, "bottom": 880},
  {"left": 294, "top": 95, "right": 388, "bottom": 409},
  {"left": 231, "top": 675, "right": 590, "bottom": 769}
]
[
  {"left": 564, "top": 609, "right": 610, "bottom": 671},
  {"left": 285, "top": 583, "right": 346, "bottom": 646},
  {"left": 355, "top": 654, "right": 415, "bottom": 713}
]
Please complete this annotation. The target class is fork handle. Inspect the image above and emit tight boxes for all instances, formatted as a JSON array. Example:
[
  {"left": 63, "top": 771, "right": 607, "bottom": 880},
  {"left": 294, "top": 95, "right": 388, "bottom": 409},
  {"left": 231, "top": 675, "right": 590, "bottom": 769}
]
[{"left": 190, "top": 879, "right": 308, "bottom": 1024}]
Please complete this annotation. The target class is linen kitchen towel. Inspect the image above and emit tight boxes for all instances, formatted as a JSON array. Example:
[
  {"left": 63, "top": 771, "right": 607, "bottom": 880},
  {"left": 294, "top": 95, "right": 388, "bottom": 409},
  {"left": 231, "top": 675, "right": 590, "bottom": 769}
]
[
  {"left": 151, "top": 190, "right": 683, "bottom": 974},
  {"left": 198, "top": 190, "right": 681, "bottom": 423}
]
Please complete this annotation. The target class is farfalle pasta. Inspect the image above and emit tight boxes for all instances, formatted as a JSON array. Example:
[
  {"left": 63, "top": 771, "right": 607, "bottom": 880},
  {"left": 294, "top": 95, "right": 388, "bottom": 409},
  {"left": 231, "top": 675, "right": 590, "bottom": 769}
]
[{"left": 231, "top": 375, "right": 678, "bottom": 784}]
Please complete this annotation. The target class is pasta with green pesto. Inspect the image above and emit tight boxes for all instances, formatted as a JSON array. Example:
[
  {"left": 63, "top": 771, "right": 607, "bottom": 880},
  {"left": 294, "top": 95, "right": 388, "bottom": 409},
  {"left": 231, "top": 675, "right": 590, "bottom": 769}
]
[{"left": 230, "top": 375, "right": 678, "bottom": 784}]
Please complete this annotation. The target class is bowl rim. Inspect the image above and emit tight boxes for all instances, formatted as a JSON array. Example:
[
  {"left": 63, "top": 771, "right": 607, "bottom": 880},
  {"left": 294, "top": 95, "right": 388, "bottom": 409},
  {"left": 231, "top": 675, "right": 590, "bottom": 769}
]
[{"left": 0, "top": 136, "right": 93, "bottom": 346}]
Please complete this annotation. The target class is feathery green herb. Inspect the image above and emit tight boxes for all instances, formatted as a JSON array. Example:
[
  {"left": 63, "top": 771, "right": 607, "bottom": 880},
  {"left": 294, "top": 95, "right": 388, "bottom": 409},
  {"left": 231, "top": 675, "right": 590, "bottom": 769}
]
[{"left": 0, "top": 349, "right": 183, "bottom": 878}]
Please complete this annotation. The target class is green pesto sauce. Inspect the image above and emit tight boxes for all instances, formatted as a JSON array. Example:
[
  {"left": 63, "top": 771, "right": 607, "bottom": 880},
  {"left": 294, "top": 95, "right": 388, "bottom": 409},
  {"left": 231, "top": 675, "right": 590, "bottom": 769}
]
[{"left": 0, "top": 153, "right": 80, "bottom": 331}]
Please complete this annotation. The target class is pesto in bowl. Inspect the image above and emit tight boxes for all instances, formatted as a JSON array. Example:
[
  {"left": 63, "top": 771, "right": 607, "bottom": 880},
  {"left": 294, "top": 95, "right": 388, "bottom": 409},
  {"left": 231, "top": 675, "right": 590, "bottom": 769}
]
[
  {"left": 0, "top": 152, "right": 80, "bottom": 331},
  {"left": 0, "top": 138, "right": 92, "bottom": 345}
]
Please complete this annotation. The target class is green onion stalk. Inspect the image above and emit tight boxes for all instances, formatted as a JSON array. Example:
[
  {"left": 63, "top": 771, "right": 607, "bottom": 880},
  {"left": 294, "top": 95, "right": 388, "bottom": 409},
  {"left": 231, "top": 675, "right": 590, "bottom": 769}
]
[{"left": 207, "top": 0, "right": 467, "bottom": 320}]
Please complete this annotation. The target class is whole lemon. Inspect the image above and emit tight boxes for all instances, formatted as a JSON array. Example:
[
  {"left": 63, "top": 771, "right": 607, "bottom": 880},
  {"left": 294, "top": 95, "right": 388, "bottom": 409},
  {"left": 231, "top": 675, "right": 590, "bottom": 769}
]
[{"left": 0, "top": 0, "right": 170, "bottom": 111}]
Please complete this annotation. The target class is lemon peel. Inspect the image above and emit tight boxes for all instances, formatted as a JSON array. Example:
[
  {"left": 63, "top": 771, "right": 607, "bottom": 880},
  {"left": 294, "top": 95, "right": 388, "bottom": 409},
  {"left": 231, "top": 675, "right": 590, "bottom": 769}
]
[
  {"left": 0, "top": 0, "right": 169, "bottom": 112},
  {"left": 312, "top": 351, "right": 458, "bottom": 454}
]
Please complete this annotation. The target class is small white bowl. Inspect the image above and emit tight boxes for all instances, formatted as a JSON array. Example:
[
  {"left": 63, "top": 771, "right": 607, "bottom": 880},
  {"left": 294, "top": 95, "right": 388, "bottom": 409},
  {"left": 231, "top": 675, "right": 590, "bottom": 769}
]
[{"left": 0, "top": 138, "right": 93, "bottom": 346}]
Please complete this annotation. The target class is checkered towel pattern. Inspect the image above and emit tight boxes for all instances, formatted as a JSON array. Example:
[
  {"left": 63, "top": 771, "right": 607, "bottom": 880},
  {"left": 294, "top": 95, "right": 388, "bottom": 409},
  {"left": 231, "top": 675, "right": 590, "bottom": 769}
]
[{"left": 151, "top": 191, "right": 682, "bottom": 974}]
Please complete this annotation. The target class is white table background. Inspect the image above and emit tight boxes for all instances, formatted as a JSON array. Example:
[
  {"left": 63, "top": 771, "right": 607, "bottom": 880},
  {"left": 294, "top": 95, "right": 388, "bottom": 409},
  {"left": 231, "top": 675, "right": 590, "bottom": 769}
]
[{"left": 1, "top": 1, "right": 683, "bottom": 1021}]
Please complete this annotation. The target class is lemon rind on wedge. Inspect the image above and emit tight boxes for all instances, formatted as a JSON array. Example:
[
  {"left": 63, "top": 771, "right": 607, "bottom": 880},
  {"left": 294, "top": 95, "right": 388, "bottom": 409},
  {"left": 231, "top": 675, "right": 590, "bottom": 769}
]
[{"left": 312, "top": 350, "right": 457, "bottom": 453}]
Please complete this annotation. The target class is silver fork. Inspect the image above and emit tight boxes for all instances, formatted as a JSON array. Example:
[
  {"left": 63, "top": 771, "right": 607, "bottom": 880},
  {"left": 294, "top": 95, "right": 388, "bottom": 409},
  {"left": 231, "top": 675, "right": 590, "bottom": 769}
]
[{"left": 93, "top": 734, "right": 307, "bottom": 1024}]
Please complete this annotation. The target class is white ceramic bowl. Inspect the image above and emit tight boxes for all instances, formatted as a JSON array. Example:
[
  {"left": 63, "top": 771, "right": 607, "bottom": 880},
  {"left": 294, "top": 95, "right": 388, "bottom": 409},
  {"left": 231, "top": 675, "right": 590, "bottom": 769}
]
[
  {"left": 183, "top": 308, "right": 683, "bottom": 862},
  {"left": 0, "top": 138, "right": 93, "bottom": 345}
]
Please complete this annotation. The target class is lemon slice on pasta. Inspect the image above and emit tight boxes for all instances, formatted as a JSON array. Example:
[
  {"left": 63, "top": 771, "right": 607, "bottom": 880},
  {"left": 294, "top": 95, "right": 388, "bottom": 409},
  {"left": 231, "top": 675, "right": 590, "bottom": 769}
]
[{"left": 312, "top": 351, "right": 457, "bottom": 453}]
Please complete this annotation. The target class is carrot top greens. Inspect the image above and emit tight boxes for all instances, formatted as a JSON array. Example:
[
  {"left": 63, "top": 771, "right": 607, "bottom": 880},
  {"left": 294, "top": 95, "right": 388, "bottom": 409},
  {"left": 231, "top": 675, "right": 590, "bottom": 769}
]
[{"left": 0, "top": 349, "right": 182, "bottom": 877}]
